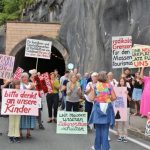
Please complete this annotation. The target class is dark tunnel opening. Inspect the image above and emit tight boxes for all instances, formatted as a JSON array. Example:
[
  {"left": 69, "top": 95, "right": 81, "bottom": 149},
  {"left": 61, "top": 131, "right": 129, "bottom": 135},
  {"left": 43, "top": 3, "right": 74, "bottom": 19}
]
[{"left": 14, "top": 46, "right": 66, "bottom": 76}]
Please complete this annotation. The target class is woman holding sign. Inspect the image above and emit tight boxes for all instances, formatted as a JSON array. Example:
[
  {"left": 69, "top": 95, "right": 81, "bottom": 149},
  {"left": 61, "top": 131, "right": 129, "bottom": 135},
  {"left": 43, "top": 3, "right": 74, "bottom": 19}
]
[
  {"left": 20, "top": 72, "right": 36, "bottom": 138},
  {"left": 89, "top": 71, "right": 116, "bottom": 150},
  {"left": 8, "top": 80, "right": 21, "bottom": 143}
]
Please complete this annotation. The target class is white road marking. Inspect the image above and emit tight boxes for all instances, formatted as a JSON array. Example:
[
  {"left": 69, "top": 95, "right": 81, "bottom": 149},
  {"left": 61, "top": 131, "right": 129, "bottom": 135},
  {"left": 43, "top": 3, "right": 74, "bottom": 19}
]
[{"left": 110, "top": 129, "right": 150, "bottom": 150}]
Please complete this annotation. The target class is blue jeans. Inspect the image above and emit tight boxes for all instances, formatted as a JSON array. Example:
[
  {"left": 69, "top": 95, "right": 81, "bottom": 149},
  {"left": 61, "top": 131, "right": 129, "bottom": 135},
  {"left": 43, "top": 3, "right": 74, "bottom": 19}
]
[{"left": 94, "top": 124, "right": 110, "bottom": 150}]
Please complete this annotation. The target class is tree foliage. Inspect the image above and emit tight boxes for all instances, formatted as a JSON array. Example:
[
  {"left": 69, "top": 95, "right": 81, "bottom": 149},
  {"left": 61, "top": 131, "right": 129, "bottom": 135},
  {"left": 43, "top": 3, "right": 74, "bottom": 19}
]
[{"left": 0, "top": 0, "right": 35, "bottom": 25}]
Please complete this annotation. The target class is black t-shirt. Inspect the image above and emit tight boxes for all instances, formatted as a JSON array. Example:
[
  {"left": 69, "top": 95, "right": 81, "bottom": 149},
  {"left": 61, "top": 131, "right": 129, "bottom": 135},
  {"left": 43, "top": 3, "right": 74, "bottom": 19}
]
[
  {"left": 63, "top": 79, "right": 69, "bottom": 96},
  {"left": 133, "top": 80, "right": 143, "bottom": 89}
]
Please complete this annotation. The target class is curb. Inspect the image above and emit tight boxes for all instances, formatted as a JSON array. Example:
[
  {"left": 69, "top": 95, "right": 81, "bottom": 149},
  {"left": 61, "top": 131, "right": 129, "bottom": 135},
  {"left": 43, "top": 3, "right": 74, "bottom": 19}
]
[{"left": 128, "top": 127, "right": 150, "bottom": 142}]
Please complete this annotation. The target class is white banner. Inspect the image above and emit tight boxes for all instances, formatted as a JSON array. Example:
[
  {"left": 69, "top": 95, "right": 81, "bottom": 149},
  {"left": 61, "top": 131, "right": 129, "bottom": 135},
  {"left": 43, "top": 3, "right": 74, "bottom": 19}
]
[
  {"left": 25, "top": 39, "right": 52, "bottom": 59},
  {"left": 0, "top": 54, "right": 15, "bottom": 80},
  {"left": 1, "top": 88, "right": 41, "bottom": 116},
  {"left": 112, "top": 36, "right": 132, "bottom": 68}
]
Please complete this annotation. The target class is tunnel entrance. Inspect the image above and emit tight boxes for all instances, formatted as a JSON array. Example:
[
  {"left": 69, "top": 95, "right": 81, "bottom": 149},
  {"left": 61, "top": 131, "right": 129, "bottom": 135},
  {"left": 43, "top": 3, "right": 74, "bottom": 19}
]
[{"left": 14, "top": 45, "right": 66, "bottom": 76}]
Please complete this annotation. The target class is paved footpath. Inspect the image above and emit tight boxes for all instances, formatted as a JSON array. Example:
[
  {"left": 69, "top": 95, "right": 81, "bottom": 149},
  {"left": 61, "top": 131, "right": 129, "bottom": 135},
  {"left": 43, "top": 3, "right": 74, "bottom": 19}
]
[{"left": 0, "top": 101, "right": 150, "bottom": 150}]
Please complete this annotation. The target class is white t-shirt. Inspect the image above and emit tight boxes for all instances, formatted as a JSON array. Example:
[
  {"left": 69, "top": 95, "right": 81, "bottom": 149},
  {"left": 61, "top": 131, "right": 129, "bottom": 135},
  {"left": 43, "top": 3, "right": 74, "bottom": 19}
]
[{"left": 84, "top": 82, "right": 96, "bottom": 103}]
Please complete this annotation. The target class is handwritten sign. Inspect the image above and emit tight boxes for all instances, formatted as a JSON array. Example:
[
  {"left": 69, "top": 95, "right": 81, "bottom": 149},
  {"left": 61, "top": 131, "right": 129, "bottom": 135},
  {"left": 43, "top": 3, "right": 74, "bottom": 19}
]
[
  {"left": 112, "top": 36, "right": 132, "bottom": 68},
  {"left": 1, "top": 88, "right": 41, "bottom": 116},
  {"left": 113, "top": 87, "right": 127, "bottom": 121},
  {"left": 57, "top": 111, "right": 87, "bottom": 134},
  {"left": 132, "top": 45, "right": 150, "bottom": 68},
  {"left": 39, "top": 72, "right": 53, "bottom": 94},
  {"left": 145, "top": 112, "right": 150, "bottom": 136},
  {"left": 25, "top": 39, "right": 52, "bottom": 59},
  {"left": 0, "top": 54, "right": 15, "bottom": 80},
  {"left": 13, "top": 67, "right": 24, "bottom": 80}
]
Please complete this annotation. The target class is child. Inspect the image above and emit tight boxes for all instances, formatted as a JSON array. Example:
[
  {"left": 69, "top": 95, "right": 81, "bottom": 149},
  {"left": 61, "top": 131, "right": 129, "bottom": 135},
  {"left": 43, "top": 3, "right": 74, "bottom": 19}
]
[
  {"left": 132, "top": 72, "right": 143, "bottom": 115},
  {"left": 8, "top": 80, "right": 21, "bottom": 143},
  {"left": 116, "top": 77, "right": 131, "bottom": 143}
]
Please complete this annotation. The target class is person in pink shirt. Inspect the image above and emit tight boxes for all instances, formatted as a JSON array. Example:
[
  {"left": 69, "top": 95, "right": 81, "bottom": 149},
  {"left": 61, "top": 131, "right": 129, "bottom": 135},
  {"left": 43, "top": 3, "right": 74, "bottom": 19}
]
[{"left": 140, "top": 67, "right": 150, "bottom": 117}]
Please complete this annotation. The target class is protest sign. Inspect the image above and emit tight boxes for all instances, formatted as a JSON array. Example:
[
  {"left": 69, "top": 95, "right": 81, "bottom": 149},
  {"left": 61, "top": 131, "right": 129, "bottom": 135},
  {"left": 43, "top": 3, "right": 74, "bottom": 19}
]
[
  {"left": 145, "top": 112, "right": 150, "bottom": 137},
  {"left": 112, "top": 36, "right": 133, "bottom": 68},
  {"left": 25, "top": 39, "right": 52, "bottom": 59},
  {"left": 1, "top": 88, "right": 41, "bottom": 116},
  {"left": 113, "top": 87, "right": 127, "bottom": 121},
  {"left": 39, "top": 72, "right": 53, "bottom": 94},
  {"left": 0, "top": 54, "right": 15, "bottom": 80},
  {"left": 132, "top": 44, "right": 150, "bottom": 68},
  {"left": 57, "top": 111, "right": 87, "bottom": 134},
  {"left": 13, "top": 67, "right": 24, "bottom": 80}
]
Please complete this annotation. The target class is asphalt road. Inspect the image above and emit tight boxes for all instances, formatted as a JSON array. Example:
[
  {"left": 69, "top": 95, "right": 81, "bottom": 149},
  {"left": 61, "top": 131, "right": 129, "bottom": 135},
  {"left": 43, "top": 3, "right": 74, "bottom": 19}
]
[{"left": 0, "top": 100, "right": 149, "bottom": 150}]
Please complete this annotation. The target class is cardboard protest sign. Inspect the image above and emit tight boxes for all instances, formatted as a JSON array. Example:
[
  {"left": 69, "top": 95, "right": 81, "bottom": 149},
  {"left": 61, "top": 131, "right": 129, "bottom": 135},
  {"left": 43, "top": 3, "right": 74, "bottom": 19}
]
[
  {"left": 112, "top": 36, "right": 133, "bottom": 68},
  {"left": 13, "top": 67, "right": 24, "bottom": 80},
  {"left": 1, "top": 88, "right": 41, "bottom": 116},
  {"left": 132, "top": 45, "right": 150, "bottom": 68},
  {"left": 113, "top": 87, "right": 127, "bottom": 121},
  {"left": 0, "top": 54, "right": 15, "bottom": 80},
  {"left": 145, "top": 113, "right": 150, "bottom": 137},
  {"left": 57, "top": 111, "right": 87, "bottom": 134},
  {"left": 25, "top": 39, "right": 52, "bottom": 59},
  {"left": 39, "top": 72, "right": 53, "bottom": 94}
]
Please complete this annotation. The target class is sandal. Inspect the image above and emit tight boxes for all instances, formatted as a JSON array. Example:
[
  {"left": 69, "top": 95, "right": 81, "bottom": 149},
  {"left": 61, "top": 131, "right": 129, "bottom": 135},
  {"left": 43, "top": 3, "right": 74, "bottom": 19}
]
[
  {"left": 26, "top": 134, "right": 31, "bottom": 139},
  {"left": 47, "top": 119, "right": 53, "bottom": 123}
]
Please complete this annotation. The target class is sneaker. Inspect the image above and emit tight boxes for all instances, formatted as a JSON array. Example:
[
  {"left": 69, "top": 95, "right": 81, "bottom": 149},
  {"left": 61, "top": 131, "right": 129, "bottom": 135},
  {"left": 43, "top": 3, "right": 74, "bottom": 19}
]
[
  {"left": 117, "top": 137, "right": 123, "bottom": 142},
  {"left": 122, "top": 137, "right": 128, "bottom": 143},
  {"left": 9, "top": 137, "right": 14, "bottom": 143},
  {"left": 91, "top": 145, "right": 95, "bottom": 150},
  {"left": 14, "top": 137, "right": 21, "bottom": 143},
  {"left": 39, "top": 124, "right": 45, "bottom": 130}
]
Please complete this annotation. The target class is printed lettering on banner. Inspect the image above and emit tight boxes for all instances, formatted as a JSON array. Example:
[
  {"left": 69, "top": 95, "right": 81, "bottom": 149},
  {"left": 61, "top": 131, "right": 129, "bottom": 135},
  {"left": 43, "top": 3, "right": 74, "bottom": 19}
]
[
  {"left": 25, "top": 39, "right": 52, "bottom": 59},
  {"left": 0, "top": 54, "right": 15, "bottom": 80},
  {"left": 57, "top": 111, "right": 87, "bottom": 134},
  {"left": 132, "top": 45, "right": 150, "bottom": 68},
  {"left": 1, "top": 88, "right": 41, "bottom": 116},
  {"left": 112, "top": 36, "right": 133, "bottom": 68},
  {"left": 112, "top": 87, "right": 127, "bottom": 121},
  {"left": 13, "top": 67, "right": 24, "bottom": 80}
]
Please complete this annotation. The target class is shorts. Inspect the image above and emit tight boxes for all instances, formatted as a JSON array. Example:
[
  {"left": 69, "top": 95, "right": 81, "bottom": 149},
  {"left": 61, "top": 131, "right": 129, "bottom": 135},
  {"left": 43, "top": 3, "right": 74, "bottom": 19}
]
[{"left": 132, "top": 88, "right": 142, "bottom": 101}]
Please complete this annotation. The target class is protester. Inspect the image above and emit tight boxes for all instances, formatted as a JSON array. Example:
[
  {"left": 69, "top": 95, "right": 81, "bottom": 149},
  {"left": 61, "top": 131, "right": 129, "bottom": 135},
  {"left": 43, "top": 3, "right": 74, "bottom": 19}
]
[
  {"left": 54, "top": 69, "right": 60, "bottom": 79},
  {"left": 140, "top": 67, "right": 150, "bottom": 117},
  {"left": 89, "top": 71, "right": 116, "bottom": 150},
  {"left": 20, "top": 72, "right": 36, "bottom": 138},
  {"left": 107, "top": 72, "right": 118, "bottom": 87},
  {"left": 29, "top": 69, "right": 45, "bottom": 130},
  {"left": 46, "top": 72, "right": 60, "bottom": 123},
  {"left": 132, "top": 71, "right": 143, "bottom": 116},
  {"left": 82, "top": 73, "right": 89, "bottom": 92},
  {"left": 66, "top": 74, "right": 81, "bottom": 111},
  {"left": 8, "top": 80, "right": 21, "bottom": 143},
  {"left": 116, "top": 77, "right": 130, "bottom": 143},
  {"left": 84, "top": 72, "right": 98, "bottom": 121},
  {"left": 60, "top": 71, "right": 70, "bottom": 110},
  {"left": 124, "top": 68, "right": 134, "bottom": 100},
  {"left": 76, "top": 73, "right": 83, "bottom": 89}
]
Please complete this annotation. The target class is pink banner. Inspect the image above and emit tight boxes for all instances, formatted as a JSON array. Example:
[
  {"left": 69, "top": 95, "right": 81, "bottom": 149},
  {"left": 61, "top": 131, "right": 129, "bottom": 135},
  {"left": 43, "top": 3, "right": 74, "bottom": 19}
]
[
  {"left": 113, "top": 87, "right": 127, "bottom": 121},
  {"left": 13, "top": 67, "right": 24, "bottom": 80},
  {"left": 1, "top": 88, "right": 41, "bottom": 116},
  {"left": 40, "top": 72, "right": 53, "bottom": 94}
]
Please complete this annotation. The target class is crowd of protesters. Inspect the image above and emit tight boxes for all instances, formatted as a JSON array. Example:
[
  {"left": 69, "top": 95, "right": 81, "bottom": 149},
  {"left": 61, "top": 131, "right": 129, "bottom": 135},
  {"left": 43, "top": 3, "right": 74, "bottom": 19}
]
[{"left": 0, "top": 67, "right": 149, "bottom": 150}]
